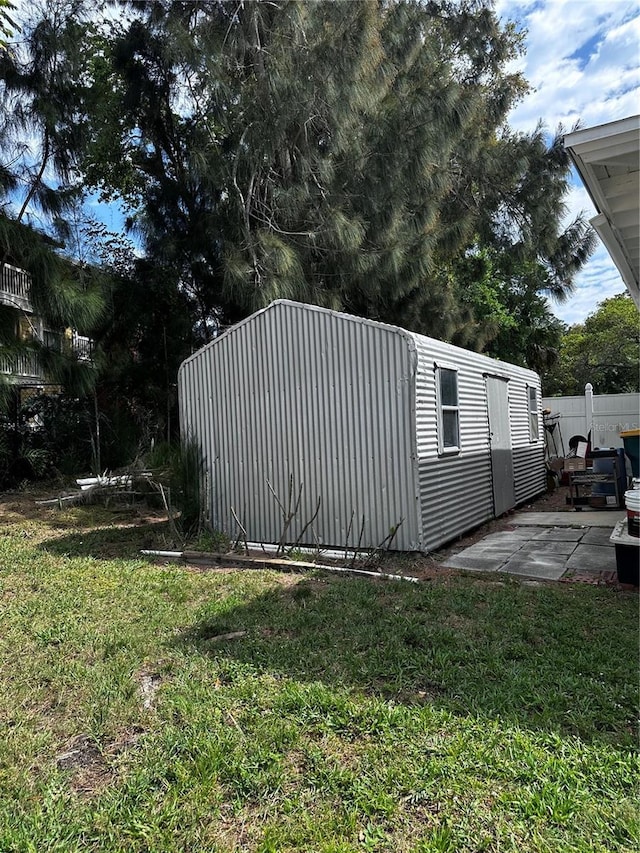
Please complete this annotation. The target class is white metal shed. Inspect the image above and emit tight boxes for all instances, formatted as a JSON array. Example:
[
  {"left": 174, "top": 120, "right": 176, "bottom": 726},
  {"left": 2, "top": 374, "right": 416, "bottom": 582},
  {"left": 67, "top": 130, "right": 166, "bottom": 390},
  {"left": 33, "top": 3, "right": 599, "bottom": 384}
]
[{"left": 178, "top": 300, "right": 545, "bottom": 552}]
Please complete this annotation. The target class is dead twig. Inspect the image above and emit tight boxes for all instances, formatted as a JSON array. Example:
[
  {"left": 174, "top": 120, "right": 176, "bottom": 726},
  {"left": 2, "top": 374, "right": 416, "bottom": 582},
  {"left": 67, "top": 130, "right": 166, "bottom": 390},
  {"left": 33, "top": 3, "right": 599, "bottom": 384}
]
[
  {"left": 231, "top": 506, "right": 249, "bottom": 554},
  {"left": 343, "top": 510, "right": 355, "bottom": 562},
  {"left": 363, "top": 518, "right": 404, "bottom": 569},
  {"left": 292, "top": 495, "right": 322, "bottom": 547},
  {"left": 208, "top": 631, "right": 248, "bottom": 642},
  {"left": 155, "top": 481, "right": 183, "bottom": 546},
  {"left": 267, "top": 473, "right": 304, "bottom": 555},
  {"left": 349, "top": 513, "right": 367, "bottom": 569}
]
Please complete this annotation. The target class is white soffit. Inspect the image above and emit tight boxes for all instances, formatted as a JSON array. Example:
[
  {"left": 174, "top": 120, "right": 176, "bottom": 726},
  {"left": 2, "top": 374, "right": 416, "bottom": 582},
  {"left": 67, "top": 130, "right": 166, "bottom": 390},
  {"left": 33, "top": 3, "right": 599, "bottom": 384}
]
[{"left": 564, "top": 115, "right": 640, "bottom": 309}]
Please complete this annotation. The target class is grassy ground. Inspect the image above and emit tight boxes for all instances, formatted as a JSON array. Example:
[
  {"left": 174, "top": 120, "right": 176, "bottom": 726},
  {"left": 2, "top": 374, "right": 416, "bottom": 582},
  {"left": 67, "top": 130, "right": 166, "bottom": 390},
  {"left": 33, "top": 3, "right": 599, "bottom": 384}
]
[{"left": 0, "top": 492, "right": 638, "bottom": 852}]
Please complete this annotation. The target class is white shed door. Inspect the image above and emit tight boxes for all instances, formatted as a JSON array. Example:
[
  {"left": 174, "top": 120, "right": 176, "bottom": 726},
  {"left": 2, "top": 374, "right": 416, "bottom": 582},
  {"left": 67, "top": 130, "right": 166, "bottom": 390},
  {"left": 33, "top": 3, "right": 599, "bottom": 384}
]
[{"left": 486, "top": 376, "right": 515, "bottom": 516}]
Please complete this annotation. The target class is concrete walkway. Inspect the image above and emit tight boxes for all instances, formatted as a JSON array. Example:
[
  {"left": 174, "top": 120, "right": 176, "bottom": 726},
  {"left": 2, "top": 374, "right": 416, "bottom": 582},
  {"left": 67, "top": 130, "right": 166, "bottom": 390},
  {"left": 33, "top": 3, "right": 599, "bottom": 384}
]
[
  {"left": 442, "top": 510, "right": 626, "bottom": 581},
  {"left": 510, "top": 510, "right": 625, "bottom": 528}
]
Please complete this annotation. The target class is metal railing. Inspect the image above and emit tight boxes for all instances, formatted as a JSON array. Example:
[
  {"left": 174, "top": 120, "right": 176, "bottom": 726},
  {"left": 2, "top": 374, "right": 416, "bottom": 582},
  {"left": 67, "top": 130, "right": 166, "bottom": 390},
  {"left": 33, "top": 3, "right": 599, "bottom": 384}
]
[
  {"left": 72, "top": 333, "right": 94, "bottom": 362},
  {"left": 0, "top": 263, "right": 33, "bottom": 311},
  {"left": 0, "top": 349, "right": 45, "bottom": 381}
]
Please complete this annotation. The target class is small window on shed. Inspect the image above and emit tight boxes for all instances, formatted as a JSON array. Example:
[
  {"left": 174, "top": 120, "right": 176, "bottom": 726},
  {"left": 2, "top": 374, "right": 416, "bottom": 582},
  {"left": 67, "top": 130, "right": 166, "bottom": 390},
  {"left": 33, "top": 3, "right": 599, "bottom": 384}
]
[
  {"left": 437, "top": 366, "right": 460, "bottom": 453},
  {"left": 528, "top": 386, "right": 539, "bottom": 441}
]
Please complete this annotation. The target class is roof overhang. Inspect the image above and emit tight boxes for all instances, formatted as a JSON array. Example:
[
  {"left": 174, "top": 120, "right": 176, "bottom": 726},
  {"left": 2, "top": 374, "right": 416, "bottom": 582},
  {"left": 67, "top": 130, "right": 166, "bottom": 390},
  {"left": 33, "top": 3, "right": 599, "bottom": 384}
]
[{"left": 564, "top": 115, "right": 640, "bottom": 309}]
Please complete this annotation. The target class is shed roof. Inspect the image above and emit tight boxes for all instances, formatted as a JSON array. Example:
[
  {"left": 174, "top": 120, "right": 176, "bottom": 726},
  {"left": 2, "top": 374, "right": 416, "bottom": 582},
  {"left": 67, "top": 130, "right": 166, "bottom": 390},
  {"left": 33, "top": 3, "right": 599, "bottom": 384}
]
[
  {"left": 564, "top": 115, "right": 640, "bottom": 308},
  {"left": 181, "top": 299, "right": 540, "bottom": 385}
]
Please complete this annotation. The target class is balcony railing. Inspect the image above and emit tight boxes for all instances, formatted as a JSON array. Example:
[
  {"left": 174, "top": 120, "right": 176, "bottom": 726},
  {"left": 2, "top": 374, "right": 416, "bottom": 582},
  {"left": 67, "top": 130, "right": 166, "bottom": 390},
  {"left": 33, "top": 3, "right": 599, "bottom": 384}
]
[
  {"left": 72, "top": 332, "right": 94, "bottom": 362},
  {"left": 0, "top": 330, "right": 95, "bottom": 384},
  {"left": 0, "top": 350, "right": 45, "bottom": 382},
  {"left": 0, "top": 263, "right": 33, "bottom": 312}
]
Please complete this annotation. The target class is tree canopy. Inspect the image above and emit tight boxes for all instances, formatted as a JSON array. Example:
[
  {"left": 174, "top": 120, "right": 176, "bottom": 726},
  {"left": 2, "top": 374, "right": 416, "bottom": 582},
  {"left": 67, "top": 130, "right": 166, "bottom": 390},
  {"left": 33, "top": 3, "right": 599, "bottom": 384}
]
[
  {"left": 543, "top": 294, "right": 640, "bottom": 396},
  {"left": 0, "top": 1, "right": 105, "bottom": 401},
  {"left": 82, "top": 0, "right": 595, "bottom": 348}
]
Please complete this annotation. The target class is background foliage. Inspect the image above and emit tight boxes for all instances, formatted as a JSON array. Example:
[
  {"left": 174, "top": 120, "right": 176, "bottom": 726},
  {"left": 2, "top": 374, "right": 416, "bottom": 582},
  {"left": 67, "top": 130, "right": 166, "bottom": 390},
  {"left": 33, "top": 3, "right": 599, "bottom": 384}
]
[{"left": 543, "top": 294, "right": 640, "bottom": 396}]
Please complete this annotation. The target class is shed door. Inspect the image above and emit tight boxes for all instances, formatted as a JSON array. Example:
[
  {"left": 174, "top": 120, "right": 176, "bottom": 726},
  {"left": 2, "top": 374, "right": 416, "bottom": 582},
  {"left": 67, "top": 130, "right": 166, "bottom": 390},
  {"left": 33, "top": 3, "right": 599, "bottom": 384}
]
[{"left": 486, "top": 376, "right": 515, "bottom": 516}]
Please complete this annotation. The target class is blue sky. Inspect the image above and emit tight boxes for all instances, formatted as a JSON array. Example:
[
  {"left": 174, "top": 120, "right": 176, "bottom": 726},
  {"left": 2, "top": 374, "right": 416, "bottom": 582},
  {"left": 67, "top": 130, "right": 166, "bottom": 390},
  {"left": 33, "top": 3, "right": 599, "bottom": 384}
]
[{"left": 495, "top": 0, "right": 639, "bottom": 324}]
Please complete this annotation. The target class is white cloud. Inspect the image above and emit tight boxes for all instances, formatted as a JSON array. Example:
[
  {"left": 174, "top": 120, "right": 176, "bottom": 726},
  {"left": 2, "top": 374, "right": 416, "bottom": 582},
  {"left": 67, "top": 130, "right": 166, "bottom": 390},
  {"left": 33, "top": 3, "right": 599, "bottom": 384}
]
[
  {"left": 501, "top": 1, "right": 639, "bottom": 132},
  {"left": 551, "top": 245, "right": 627, "bottom": 325}
]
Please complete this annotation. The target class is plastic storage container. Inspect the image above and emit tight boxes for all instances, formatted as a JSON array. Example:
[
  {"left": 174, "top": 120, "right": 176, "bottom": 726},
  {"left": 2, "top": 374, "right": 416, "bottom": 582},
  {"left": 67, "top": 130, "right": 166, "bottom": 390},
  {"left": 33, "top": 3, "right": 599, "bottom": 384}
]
[
  {"left": 624, "top": 489, "right": 640, "bottom": 537},
  {"left": 610, "top": 520, "right": 640, "bottom": 585}
]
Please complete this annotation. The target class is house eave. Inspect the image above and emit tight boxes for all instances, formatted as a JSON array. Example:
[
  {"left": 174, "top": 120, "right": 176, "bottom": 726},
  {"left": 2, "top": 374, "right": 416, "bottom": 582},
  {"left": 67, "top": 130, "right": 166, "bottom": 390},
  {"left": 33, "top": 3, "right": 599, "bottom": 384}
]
[{"left": 564, "top": 115, "right": 640, "bottom": 309}]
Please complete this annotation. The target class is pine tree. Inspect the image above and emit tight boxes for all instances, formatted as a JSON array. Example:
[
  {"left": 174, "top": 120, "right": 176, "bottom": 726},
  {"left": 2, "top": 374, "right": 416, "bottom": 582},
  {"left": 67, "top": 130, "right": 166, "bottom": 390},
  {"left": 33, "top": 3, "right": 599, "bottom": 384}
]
[{"left": 84, "top": 0, "right": 595, "bottom": 356}]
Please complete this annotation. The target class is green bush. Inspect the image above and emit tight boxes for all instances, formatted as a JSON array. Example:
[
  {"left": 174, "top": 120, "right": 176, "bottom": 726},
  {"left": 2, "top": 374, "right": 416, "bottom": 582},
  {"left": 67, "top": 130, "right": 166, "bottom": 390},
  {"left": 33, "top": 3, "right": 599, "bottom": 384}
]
[
  {"left": 142, "top": 437, "right": 205, "bottom": 539},
  {"left": 0, "top": 391, "right": 96, "bottom": 486}
]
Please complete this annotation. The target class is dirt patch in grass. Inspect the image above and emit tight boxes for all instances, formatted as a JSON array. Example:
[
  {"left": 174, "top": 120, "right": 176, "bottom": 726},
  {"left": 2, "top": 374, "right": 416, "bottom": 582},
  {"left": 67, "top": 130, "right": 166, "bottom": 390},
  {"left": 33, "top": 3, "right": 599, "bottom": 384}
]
[
  {"left": 56, "top": 735, "right": 112, "bottom": 796},
  {"left": 0, "top": 488, "right": 167, "bottom": 533},
  {"left": 0, "top": 487, "right": 174, "bottom": 559},
  {"left": 56, "top": 727, "right": 146, "bottom": 798}
]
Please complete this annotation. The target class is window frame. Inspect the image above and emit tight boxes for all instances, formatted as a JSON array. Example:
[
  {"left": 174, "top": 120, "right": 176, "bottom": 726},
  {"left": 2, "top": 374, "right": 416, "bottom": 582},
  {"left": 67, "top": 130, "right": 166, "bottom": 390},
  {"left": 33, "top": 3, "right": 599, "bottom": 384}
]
[
  {"left": 528, "top": 385, "right": 539, "bottom": 442},
  {"left": 436, "top": 363, "right": 460, "bottom": 455}
]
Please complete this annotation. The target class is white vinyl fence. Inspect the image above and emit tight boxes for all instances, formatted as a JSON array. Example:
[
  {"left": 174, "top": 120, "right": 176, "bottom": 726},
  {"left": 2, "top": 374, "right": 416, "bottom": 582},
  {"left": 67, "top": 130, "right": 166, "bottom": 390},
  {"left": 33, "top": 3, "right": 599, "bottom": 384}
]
[{"left": 542, "top": 384, "right": 639, "bottom": 454}]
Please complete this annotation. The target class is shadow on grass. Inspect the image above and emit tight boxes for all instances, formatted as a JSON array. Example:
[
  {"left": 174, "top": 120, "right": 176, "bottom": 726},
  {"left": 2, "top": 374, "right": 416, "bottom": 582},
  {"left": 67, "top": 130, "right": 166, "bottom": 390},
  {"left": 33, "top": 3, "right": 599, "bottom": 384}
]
[
  {"left": 39, "top": 521, "right": 174, "bottom": 560},
  {"left": 172, "top": 574, "right": 637, "bottom": 748}
]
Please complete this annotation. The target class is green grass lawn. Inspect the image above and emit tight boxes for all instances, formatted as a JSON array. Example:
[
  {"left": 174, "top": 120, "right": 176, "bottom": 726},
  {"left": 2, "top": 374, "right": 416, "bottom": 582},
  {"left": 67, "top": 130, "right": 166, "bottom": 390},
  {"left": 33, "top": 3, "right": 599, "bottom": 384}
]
[{"left": 0, "top": 497, "right": 638, "bottom": 852}]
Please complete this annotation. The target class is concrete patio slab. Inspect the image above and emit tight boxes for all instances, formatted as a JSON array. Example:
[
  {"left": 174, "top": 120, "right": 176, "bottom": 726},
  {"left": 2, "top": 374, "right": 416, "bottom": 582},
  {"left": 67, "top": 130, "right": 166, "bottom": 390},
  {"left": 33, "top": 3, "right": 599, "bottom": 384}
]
[
  {"left": 476, "top": 530, "right": 539, "bottom": 545},
  {"left": 516, "top": 540, "right": 578, "bottom": 557},
  {"left": 440, "top": 509, "right": 629, "bottom": 582},
  {"left": 565, "top": 544, "right": 617, "bottom": 573},
  {"left": 441, "top": 541, "right": 520, "bottom": 571},
  {"left": 448, "top": 541, "right": 519, "bottom": 556},
  {"left": 441, "top": 553, "right": 504, "bottom": 571},
  {"left": 500, "top": 552, "right": 568, "bottom": 580},
  {"left": 533, "top": 527, "right": 585, "bottom": 542},
  {"left": 580, "top": 528, "right": 615, "bottom": 547},
  {"left": 511, "top": 511, "right": 624, "bottom": 527}
]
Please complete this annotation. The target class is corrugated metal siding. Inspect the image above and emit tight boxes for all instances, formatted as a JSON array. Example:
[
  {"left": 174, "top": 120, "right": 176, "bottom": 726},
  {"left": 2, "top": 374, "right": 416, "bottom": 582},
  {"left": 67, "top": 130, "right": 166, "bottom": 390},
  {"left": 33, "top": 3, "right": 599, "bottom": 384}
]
[
  {"left": 409, "top": 333, "right": 544, "bottom": 548},
  {"left": 411, "top": 334, "right": 494, "bottom": 549},
  {"left": 419, "top": 454, "right": 494, "bottom": 550},
  {"left": 180, "top": 300, "right": 545, "bottom": 554},
  {"left": 512, "top": 443, "right": 546, "bottom": 502},
  {"left": 179, "top": 301, "right": 421, "bottom": 550},
  {"left": 509, "top": 375, "right": 546, "bottom": 503}
]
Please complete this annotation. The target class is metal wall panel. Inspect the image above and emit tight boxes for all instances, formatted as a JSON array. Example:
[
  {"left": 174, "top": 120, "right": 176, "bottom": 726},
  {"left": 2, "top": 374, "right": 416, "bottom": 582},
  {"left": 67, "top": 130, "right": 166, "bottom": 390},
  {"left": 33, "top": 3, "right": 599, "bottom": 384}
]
[
  {"left": 508, "top": 374, "right": 546, "bottom": 503},
  {"left": 419, "top": 454, "right": 494, "bottom": 550},
  {"left": 412, "top": 335, "right": 494, "bottom": 549},
  {"left": 179, "top": 301, "right": 421, "bottom": 550},
  {"left": 410, "top": 332, "right": 544, "bottom": 548},
  {"left": 512, "top": 444, "right": 546, "bottom": 503}
]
